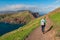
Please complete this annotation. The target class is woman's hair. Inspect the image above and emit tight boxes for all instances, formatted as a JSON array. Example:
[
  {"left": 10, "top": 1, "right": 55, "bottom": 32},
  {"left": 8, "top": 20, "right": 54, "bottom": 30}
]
[{"left": 44, "top": 17, "right": 46, "bottom": 19}]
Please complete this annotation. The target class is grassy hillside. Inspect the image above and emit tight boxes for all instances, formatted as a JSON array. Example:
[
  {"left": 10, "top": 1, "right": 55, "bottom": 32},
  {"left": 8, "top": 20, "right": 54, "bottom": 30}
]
[
  {"left": 0, "top": 11, "right": 60, "bottom": 40},
  {"left": 1, "top": 8, "right": 60, "bottom": 40},
  {"left": 0, "top": 11, "right": 35, "bottom": 24},
  {"left": 0, "top": 14, "right": 13, "bottom": 20},
  {"left": 49, "top": 12, "right": 60, "bottom": 38},
  {"left": 0, "top": 16, "right": 41, "bottom": 40}
]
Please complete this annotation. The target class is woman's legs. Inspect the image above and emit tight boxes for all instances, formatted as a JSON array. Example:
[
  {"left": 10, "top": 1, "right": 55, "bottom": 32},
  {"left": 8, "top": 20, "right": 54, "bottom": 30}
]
[{"left": 41, "top": 25, "right": 45, "bottom": 34}]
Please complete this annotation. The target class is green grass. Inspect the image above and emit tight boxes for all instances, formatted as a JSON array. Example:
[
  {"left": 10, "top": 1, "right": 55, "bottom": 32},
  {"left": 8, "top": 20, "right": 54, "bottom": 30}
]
[
  {"left": 49, "top": 12, "right": 60, "bottom": 37},
  {"left": 0, "top": 11, "right": 34, "bottom": 24},
  {"left": 49, "top": 12, "right": 60, "bottom": 28},
  {"left": 0, "top": 17, "right": 41, "bottom": 40}
]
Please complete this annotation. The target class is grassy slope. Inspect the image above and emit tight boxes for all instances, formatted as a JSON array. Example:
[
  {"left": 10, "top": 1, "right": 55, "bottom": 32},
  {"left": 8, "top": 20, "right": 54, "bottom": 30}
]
[
  {"left": 1, "top": 11, "right": 60, "bottom": 40},
  {"left": 0, "top": 11, "right": 34, "bottom": 24},
  {"left": 0, "top": 16, "right": 41, "bottom": 40},
  {"left": 0, "top": 11, "right": 60, "bottom": 40},
  {"left": 49, "top": 12, "right": 60, "bottom": 37}
]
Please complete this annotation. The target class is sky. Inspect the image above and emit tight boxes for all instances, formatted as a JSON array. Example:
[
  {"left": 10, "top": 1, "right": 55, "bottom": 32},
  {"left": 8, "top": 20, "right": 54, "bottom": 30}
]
[{"left": 0, "top": 0, "right": 60, "bottom": 13}]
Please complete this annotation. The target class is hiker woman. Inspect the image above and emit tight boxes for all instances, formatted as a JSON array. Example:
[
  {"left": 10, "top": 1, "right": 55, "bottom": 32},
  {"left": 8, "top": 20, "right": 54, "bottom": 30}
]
[{"left": 41, "top": 17, "right": 46, "bottom": 34}]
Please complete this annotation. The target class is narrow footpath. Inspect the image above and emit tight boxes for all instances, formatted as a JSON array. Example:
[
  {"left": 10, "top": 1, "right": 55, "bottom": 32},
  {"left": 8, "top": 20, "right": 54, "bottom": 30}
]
[{"left": 25, "top": 16, "right": 56, "bottom": 40}]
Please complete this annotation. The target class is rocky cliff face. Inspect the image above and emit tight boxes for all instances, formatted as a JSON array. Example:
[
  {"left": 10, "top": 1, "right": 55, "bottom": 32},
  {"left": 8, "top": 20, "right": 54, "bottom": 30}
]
[{"left": 31, "top": 12, "right": 40, "bottom": 18}]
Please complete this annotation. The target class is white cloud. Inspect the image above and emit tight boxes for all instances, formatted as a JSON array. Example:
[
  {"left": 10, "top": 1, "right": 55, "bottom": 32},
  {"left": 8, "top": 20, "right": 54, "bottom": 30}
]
[
  {"left": 0, "top": 0, "right": 60, "bottom": 13},
  {"left": 56, "top": 0, "right": 60, "bottom": 2},
  {"left": 38, "top": 0, "right": 60, "bottom": 13},
  {"left": 0, "top": 5, "right": 23, "bottom": 11},
  {"left": 0, "top": 4, "right": 37, "bottom": 11}
]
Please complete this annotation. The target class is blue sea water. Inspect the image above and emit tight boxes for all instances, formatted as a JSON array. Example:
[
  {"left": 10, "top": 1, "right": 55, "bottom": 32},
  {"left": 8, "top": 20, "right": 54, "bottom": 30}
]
[{"left": 0, "top": 22, "right": 24, "bottom": 36}]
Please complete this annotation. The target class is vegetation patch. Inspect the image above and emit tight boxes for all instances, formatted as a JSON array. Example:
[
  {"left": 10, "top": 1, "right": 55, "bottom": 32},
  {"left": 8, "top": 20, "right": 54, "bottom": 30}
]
[
  {"left": 0, "top": 17, "right": 41, "bottom": 40},
  {"left": 49, "top": 12, "right": 60, "bottom": 37}
]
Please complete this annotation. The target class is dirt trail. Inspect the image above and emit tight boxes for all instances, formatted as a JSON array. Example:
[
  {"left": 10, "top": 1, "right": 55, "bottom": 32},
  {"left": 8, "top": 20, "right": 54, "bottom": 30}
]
[{"left": 25, "top": 16, "right": 56, "bottom": 40}]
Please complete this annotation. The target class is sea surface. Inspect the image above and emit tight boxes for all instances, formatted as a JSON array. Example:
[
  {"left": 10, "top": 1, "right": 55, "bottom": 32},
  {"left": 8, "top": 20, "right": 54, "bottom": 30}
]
[{"left": 0, "top": 22, "right": 24, "bottom": 36}]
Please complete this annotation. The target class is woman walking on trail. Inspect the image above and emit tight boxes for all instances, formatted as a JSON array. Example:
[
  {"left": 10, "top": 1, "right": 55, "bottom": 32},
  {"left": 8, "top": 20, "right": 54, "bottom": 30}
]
[{"left": 41, "top": 17, "right": 46, "bottom": 34}]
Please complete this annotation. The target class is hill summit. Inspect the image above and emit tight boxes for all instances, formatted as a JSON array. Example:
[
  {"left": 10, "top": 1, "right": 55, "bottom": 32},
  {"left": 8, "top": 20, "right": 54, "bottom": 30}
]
[
  {"left": 49, "top": 7, "right": 60, "bottom": 14},
  {"left": 0, "top": 10, "right": 40, "bottom": 24}
]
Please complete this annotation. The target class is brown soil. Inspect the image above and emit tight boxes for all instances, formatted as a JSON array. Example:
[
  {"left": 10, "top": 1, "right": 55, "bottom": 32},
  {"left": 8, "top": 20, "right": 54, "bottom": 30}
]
[{"left": 25, "top": 16, "right": 56, "bottom": 40}]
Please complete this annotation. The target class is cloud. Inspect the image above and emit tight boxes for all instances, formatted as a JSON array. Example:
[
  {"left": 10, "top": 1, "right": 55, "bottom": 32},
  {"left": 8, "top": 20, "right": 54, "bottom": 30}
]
[
  {"left": 0, "top": 4, "right": 37, "bottom": 11},
  {"left": 56, "top": 0, "right": 60, "bottom": 3},
  {"left": 0, "top": 0, "right": 60, "bottom": 13},
  {"left": 0, "top": 5, "right": 23, "bottom": 11},
  {"left": 38, "top": 0, "right": 60, "bottom": 13}
]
